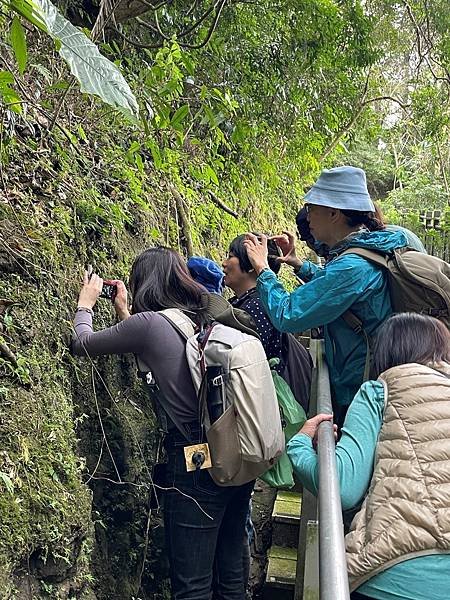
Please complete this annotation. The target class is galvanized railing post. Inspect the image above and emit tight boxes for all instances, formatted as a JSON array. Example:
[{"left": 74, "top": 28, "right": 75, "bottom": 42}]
[
  {"left": 294, "top": 339, "right": 319, "bottom": 599},
  {"left": 316, "top": 342, "right": 350, "bottom": 600}
]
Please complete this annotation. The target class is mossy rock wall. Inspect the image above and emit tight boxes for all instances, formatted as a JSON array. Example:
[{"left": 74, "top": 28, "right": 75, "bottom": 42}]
[{"left": 0, "top": 107, "right": 298, "bottom": 598}]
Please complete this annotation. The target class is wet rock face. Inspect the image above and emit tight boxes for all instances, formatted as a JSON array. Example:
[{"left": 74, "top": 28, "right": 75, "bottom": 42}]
[
  {"left": 27, "top": 538, "right": 83, "bottom": 583},
  {"left": 71, "top": 351, "right": 171, "bottom": 599},
  {"left": 10, "top": 530, "right": 96, "bottom": 600}
]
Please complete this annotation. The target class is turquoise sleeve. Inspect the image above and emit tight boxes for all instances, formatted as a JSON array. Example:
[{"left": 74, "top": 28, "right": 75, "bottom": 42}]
[
  {"left": 358, "top": 555, "right": 450, "bottom": 600},
  {"left": 286, "top": 380, "right": 385, "bottom": 510},
  {"left": 256, "top": 255, "right": 383, "bottom": 333},
  {"left": 297, "top": 261, "right": 321, "bottom": 281}
]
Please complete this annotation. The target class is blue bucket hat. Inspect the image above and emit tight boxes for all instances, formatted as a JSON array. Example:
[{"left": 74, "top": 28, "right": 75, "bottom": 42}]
[
  {"left": 304, "top": 166, "right": 375, "bottom": 212},
  {"left": 187, "top": 256, "right": 225, "bottom": 294}
]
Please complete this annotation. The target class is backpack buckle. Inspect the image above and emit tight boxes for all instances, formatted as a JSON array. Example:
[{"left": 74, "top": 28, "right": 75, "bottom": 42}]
[{"left": 211, "top": 374, "right": 227, "bottom": 387}]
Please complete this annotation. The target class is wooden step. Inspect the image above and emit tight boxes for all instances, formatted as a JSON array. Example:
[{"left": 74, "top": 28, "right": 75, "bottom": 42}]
[
  {"left": 263, "top": 545, "right": 296, "bottom": 600},
  {"left": 272, "top": 490, "right": 302, "bottom": 548}
]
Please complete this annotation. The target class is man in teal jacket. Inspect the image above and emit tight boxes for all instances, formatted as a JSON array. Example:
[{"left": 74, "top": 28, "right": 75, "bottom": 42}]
[{"left": 244, "top": 166, "right": 408, "bottom": 423}]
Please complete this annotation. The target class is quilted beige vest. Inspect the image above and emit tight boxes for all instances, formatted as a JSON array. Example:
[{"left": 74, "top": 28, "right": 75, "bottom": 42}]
[{"left": 346, "top": 362, "right": 450, "bottom": 591}]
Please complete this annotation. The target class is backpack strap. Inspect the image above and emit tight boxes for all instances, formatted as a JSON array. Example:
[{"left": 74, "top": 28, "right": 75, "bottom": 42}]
[
  {"left": 336, "top": 249, "right": 376, "bottom": 380},
  {"left": 338, "top": 246, "right": 390, "bottom": 268},
  {"left": 338, "top": 247, "right": 393, "bottom": 382},
  {"left": 158, "top": 308, "right": 196, "bottom": 340},
  {"left": 341, "top": 309, "right": 372, "bottom": 382},
  {"left": 137, "top": 310, "right": 198, "bottom": 443},
  {"left": 137, "top": 367, "right": 195, "bottom": 442}
]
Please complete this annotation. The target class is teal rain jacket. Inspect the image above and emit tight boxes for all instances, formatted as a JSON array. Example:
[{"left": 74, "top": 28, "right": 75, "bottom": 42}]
[{"left": 256, "top": 229, "right": 408, "bottom": 408}]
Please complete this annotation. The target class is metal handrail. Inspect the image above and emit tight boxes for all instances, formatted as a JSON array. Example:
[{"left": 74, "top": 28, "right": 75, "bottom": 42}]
[{"left": 316, "top": 342, "right": 350, "bottom": 600}]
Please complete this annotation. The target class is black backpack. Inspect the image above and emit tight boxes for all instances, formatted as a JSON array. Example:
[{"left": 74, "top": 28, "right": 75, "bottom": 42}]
[
  {"left": 280, "top": 333, "right": 313, "bottom": 413},
  {"left": 230, "top": 288, "right": 313, "bottom": 412}
]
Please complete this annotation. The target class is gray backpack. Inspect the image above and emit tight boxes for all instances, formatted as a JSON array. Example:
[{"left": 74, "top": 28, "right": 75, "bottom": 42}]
[
  {"left": 341, "top": 246, "right": 450, "bottom": 326},
  {"left": 159, "top": 308, "right": 284, "bottom": 487}
]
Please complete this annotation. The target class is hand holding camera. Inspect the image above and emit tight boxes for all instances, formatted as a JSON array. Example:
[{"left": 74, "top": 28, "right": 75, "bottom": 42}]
[
  {"left": 78, "top": 267, "right": 129, "bottom": 318},
  {"left": 77, "top": 269, "right": 103, "bottom": 310},
  {"left": 109, "top": 279, "right": 130, "bottom": 321},
  {"left": 269, "top": 231, "right": 302, "bottom": 270}
]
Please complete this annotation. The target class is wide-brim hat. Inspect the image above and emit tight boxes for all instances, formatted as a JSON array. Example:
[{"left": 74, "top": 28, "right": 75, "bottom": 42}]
[
  {"left": 305, "top": 166, "right": 375, "bottom": 212},
  {"left": 202, "top": 293, "right": 260, "bottom": 338}
]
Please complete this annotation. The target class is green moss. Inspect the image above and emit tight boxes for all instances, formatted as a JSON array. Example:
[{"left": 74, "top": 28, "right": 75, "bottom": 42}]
[{"left": 0, "top": 51, "right": 298, "bottom": 596}]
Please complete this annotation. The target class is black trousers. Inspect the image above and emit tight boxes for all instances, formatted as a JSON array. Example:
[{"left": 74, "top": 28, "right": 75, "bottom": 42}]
[
  {"left": 351, "top": 592, "right": 376, "bottom": 600},
  {"left": 164, "top": 428, "right": 254, "bottom": 600}
]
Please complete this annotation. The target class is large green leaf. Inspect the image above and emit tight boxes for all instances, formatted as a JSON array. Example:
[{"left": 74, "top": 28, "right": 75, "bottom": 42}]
[
  {"left": 33, "top": 0, "right": 139, "bottom": 119},
  {"left": 170, "top": 104, "right": 190, "bottom": 131},
  {"left": 7, "top": 0, "right": 47, "bottom": 32},
  {"left": 10, "top": 16, "right": 27, "bottom": 75}
]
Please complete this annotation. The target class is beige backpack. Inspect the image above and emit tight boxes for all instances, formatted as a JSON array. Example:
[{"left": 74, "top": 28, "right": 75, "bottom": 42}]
[{"left": 158, "top": 308, "right": 284, "bottom": 486}]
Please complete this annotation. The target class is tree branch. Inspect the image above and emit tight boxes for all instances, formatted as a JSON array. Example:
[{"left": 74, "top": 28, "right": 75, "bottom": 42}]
[
  {"left": 108, "top": 0, "right": 172, "bottom": 23},
  {"left": 207, "top": 190, "right": 239, "bottom": 218},
  {"left": 120, "top": 0, "right": 229, "bottom": 50},
  {"left": 92, "top": 0, "right": 122, "bottom": 41},
  {"left": 360, "top": 95, "right": 411, "bottom": 111},
  {"left": 401, "top": 0, "right": 450, "bottom": 84},
  {"left": 178, "top": 1, "right": 219, "bottom": 39},
  {"left": 0, "top": 339, "right": 17, "bottom": 367},
  {"left": 321, "top": 95, "right": 410, "bottom": 162},
  {"left": 179, "top": 0, "right": 227, "bottom": 49},
  {"left": 168, "top": 184, "right": 194, "bottom": 257},
  {"left": 186, "top": 0, "right": 200, "bottom": 17}
]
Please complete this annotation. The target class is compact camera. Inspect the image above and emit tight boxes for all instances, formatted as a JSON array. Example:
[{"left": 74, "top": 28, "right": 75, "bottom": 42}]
[
  {"left": 87, "top": 266, "right": 117, "bottom": 301},
  {"left": 99, "top": 282, "right": 117, "bottom": 301}
]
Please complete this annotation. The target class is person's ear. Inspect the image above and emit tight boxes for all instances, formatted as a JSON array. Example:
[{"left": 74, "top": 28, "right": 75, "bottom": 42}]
[{"left": 329, "top": 208, "right": 341, "bottom": 224}]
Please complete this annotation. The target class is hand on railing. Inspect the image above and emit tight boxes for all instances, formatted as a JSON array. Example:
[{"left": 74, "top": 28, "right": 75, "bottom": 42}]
[{"left": 298, "top": 413, "right": 338, "bottom": 450}]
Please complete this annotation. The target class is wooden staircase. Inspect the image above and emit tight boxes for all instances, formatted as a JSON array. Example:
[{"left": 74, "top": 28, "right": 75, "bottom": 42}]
[
  {"left": 262, "top": 334, "right": 320, "bottom": 600},
  {"left": 262, "top": 486, "right": 319, "bottom": 600},
  {"left": 263, "top": 490, "right": 301, "bottom": 600}
]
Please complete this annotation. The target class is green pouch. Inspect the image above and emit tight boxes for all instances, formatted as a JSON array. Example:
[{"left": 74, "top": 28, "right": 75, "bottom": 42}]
[{"left": 260, "top": 359, "right": 307, "bottom": 489}]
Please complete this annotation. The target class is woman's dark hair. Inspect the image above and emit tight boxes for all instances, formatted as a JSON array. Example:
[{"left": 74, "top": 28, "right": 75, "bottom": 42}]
[
  {"left": 373, "top": 202, "right": 387, "bottom": 224},
  {"left": 295, "top": 207, "right": 314, "bottom": 244},
  {"left": 295, "top": 208, "right": 330, "bottom": 258},
  {"left": 373, "top": 313, "right": 450, "bottom": 377},
  {"left": 229, "top": 233, "right": 281, "bottom": 274},
  {"left": 340, "top": 209, "right": 385, "bottom": 232},
  {"left": 129, "top": 247, "right": 207, "bottom": 315}
]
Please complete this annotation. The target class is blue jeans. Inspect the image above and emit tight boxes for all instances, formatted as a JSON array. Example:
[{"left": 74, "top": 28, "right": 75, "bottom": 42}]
[{"left": 164, "top": 429, "right": 254, "bottom": 600}]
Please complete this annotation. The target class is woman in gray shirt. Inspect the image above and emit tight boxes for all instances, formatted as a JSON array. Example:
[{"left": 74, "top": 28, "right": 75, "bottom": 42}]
[{"left": 72, "top": 247, "right": 253, "bottom": 600}]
